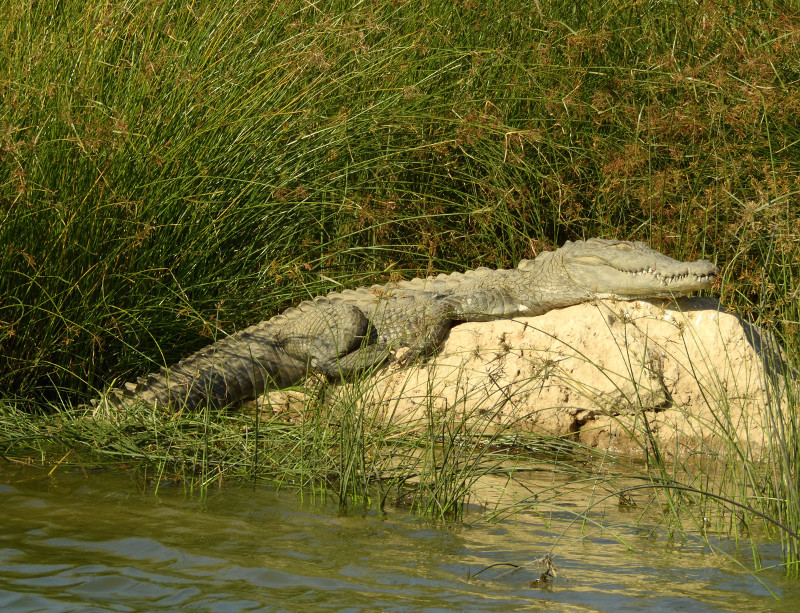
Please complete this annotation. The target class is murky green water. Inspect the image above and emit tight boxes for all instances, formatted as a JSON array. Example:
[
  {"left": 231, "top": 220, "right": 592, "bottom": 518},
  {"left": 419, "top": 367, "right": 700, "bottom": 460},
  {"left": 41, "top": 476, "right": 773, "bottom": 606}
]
[{"left": 2, "top": 463, "right": 798, "bottom": 612}]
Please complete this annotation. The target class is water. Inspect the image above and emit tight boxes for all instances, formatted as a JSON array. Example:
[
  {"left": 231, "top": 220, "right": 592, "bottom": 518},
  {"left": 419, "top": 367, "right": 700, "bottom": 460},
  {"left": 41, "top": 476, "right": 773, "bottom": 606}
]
[{"left": 2, "top": 463, "right": 798, "bottom": 612}]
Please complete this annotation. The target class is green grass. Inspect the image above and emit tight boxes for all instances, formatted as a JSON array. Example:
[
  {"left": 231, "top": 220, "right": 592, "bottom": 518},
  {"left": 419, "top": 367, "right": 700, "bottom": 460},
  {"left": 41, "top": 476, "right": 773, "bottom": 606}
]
[{"left": 2, "top": 0, "right": 800, "bottom": 578}]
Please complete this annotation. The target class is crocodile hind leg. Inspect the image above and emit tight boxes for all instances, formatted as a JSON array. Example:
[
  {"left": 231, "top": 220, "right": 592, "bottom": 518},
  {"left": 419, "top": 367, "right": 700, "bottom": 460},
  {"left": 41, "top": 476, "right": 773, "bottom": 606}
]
[
  {"left": 314, "top": 295, "right": 455, "bottom": 374},
  {"left": 275, "top": 300, "right": 389, "bottom": 379}
]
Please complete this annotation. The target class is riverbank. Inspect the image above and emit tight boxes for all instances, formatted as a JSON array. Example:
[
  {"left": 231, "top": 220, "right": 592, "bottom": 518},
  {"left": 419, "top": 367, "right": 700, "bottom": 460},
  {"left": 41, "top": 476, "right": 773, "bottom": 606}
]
[{"left": 2, "top": 0, "right": 800, "bottom": 577}]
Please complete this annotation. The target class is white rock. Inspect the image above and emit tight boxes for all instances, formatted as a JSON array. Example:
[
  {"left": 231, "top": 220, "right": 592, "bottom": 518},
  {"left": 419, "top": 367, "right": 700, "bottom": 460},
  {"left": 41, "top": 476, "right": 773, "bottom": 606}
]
[{"left": 324, "top": 297, "right": 789, "bottom": 459}]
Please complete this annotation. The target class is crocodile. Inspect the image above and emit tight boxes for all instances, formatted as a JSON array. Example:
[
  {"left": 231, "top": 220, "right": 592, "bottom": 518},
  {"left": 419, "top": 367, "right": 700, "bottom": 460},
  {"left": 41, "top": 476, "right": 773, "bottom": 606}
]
[{"left": 98, "top": 238, "right": 718, "bottom": 412}]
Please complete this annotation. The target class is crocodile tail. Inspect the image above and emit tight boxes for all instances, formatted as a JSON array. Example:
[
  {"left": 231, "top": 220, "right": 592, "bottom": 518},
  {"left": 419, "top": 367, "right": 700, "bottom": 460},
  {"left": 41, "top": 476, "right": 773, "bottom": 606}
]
[{"left": 96, "top": 323, "right": 307, "bottom": 414}]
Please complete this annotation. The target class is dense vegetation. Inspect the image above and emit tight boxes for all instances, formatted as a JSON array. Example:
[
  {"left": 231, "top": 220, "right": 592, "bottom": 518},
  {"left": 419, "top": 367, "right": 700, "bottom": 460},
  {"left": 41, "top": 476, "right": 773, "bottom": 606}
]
[
  {"left": 2, "top": 0, "right": 799, "bottom": 576},
  {"left": 2, "top": 0, "right": 798, "bottom": 403}
]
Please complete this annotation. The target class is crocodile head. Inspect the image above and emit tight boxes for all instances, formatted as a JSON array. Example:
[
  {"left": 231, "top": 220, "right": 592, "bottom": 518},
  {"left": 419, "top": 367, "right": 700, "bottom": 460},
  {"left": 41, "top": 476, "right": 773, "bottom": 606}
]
[{"left": 554, "top": 238, "right": 719, "bottom": 299}]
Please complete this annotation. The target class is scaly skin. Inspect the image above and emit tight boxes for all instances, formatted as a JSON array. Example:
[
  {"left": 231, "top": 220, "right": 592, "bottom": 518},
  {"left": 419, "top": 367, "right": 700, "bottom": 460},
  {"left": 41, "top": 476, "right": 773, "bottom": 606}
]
[{"left": 98, "top": 238, "right": 718, "bottom": 412}]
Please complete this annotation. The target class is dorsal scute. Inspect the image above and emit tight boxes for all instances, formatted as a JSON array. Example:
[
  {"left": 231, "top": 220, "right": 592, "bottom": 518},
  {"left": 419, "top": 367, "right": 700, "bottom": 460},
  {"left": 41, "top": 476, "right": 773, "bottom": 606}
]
[
  {"left": 329, "top": 287, "right": 379, "bottom": 301},
  {"left": 401, "top": 273, "right": 459, "bottom": 289},
  {"left": 266, "top": 264, "right": 512, "bottom": 326},
  {"left": 394, "top": 267, "right": 498, "bottom": 289},
  {"left": 271, "top": 296, "right": 332, "bottom": 322}
]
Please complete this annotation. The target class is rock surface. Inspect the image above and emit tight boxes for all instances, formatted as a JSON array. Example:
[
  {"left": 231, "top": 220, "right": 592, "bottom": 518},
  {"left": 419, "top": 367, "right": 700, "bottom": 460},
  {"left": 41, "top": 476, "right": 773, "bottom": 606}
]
[{"left": 259, "top": 298, "right": 787, "bottom": 459}]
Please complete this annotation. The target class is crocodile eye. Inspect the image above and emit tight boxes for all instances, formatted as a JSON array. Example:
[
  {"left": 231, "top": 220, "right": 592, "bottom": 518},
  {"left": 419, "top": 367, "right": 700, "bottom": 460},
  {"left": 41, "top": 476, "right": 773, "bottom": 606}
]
[{"left": 614, "top": 243, "right": 634, "bottom": 251}]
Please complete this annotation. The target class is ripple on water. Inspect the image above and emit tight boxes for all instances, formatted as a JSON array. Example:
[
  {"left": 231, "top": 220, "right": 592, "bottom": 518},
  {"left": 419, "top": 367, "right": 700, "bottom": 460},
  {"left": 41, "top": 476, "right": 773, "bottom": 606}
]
[{"left": 0, "top": 465, "right": 797, "bottom": 613}]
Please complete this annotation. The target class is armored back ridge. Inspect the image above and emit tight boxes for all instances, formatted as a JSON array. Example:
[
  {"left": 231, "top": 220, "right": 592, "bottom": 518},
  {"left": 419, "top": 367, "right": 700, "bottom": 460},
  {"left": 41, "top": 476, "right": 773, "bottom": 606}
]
[{"left": 97, "top": 238, "right": 718, "bottom": 413}]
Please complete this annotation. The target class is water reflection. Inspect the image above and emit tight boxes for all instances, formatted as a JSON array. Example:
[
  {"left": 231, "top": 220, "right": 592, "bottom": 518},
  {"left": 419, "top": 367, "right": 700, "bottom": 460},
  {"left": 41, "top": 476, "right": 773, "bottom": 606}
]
[{"left": 1, "top": 463, "right": 797, "bottom": 612}]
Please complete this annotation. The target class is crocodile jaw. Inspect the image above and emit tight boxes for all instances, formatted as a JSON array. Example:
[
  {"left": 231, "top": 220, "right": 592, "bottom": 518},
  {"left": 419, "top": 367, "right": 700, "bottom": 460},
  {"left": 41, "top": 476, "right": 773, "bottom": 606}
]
[{"left": 561, "top": 238, "right": 719, "bottom": 299}]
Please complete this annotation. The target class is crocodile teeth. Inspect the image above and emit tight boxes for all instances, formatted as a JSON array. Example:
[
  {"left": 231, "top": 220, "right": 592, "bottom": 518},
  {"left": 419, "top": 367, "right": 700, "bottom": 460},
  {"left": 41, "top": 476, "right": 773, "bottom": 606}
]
[{"left": 631, "top": 269, "right": 715, "bottom": 285}]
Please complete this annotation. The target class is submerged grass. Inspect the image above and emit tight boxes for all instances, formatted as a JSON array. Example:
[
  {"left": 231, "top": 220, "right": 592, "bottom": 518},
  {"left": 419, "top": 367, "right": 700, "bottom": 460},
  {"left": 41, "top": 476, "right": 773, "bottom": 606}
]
[{"left": 2, "top": 0, "right": 800, "bottom": 580}]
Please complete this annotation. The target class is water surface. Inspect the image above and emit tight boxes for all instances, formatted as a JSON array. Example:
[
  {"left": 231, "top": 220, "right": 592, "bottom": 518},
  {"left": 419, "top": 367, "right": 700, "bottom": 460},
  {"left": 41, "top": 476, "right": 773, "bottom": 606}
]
[{"left": 1, "top": 463, "right": 797, "bottom": 612}]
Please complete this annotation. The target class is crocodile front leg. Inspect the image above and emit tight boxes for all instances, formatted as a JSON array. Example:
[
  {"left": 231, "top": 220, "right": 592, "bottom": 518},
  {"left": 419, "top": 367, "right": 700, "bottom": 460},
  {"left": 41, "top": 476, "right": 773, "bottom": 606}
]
[{"left": 377, "top": 288, "right": 527, "bottom": 367}]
